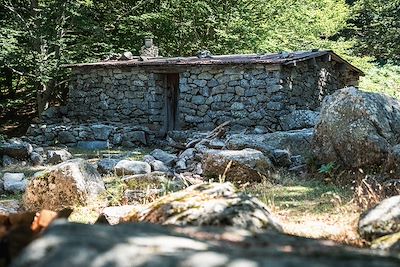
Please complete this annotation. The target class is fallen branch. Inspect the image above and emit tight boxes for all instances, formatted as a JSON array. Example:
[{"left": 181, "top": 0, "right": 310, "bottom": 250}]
[{"left": 186, "top": 121, "right": 231, "bottom": 149}]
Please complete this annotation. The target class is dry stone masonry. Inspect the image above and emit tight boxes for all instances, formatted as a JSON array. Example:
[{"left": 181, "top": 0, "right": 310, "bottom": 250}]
[{"left": 27, "top": 50, "right": 362, "bottom": 147}]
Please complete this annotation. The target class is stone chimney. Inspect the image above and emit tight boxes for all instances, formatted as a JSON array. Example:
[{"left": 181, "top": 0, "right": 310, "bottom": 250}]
[{"left": 140, "top": 37, "right": 159, "bottom": 57}]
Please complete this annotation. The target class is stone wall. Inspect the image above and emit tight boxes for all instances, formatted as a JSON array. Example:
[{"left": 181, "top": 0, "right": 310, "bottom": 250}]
[
  {"left": 30, "top": 58, "right": 360, "bottom": 146},
  {"left": 178, "top": 64, "right": 283, "bottom": 131},
  {"left": 177, "top": 58, "right": 358, "bottom": 131},
  {"left": 67, "top": 68, "right": 165, "bottom": 131}
]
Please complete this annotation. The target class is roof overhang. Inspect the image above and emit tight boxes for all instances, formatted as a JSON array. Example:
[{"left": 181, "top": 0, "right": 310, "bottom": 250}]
[{"left": 62, "top": 50, "right": 364, "bottom": 76}]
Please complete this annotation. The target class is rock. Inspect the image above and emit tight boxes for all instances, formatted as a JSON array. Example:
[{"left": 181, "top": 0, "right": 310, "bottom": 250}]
[
  {"left": 143, "top": 155, "right": 170, "bottom": 172},
  {"left": 150, "top": 149, "right": 177, "bottom": 166},
  {"left": 0, "top": 139, "right": 33, "bottom": 159},
  {"left": 226, "top": 128, "right": 314, "bottom": 158},
  {"left": 3, "top": 173, "right": 28, "bottom": 193},
  {"left": 100, "top": 205, "right": 137, "bottom": 225},
  {"left": 358, "top": 195, "right": 400, "bottom": 241},
  {"left": 0, "top": 199, "right": 21, "bottom": 215},
  {"left": 272, "top": 149, "right": 292, "bottom": 167},
  {"left": 23, "top": 159, "right": 105, "bottom": 211},
  {"left": 280, "top": 110, "right": 320, "bottom": 131},
  {"left": 76, "top": 140, "right": 109, "bottom": 150},
  {"left": 202, "top": 149, "right": 273, "bottom": 183},
  {"left": 123, "top": 182, "right": 282, "bottom": 232},
  {"left": 41, "top": 106, "right": 60, "bottom": 119},
  {"left": 114, "top": 160, "right": 151, "bottom": 176},
  {"left": 47, "top": 149, "right": 72, "bottom": 165},
  {"left": 57, "top": 131, "right": 76, "bottom": 144},
  {"left": 208, "top": 139, "right": 225, "bottom": 149},
  {"left": 30, "top": 152, "right": 43, "bottom": 166},
  {"left": 97, "top": 158, "right": 119, "bottom": 174},
  {"left": 91, "top": 124, "right": 114, "bottom": 140},
  {"left": 179, "top": 148, "right": 196, "bottom": 161},
  {"left": 2, "top": 155, "right": 19, "bottom": 166},
  {"left": 123, "top": 131, "right": 147, "bottom": 145},
  {"left": 385, "top": 145, "right": 400, "bottom": 175},
  {"left": 314, "top": 87, "right": 400, "bottom": 169},
  {"left": 10, "top": 220, "right": 400, "bottom": 267},
  {"left": 371, "top": 232, "right": 400, "bottom": 251}
]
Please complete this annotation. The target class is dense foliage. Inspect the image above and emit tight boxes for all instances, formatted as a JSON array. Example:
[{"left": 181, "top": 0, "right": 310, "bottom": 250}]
[{"left": 0, "top": 0, "right": 399, "bottom": 117}]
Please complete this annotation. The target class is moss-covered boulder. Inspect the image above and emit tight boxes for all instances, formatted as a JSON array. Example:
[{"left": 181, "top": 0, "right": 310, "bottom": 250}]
[
  {"left": 314, "top": 87, "right": 400, "bottom": 168},
  {"left": 359, "top": 195, "right": 400, "bottom": 241},
  {"left": 202, "top": 148, "right": 272, "bottom": 183},
  {"left": 23, "top": 159, "right": 105, "bottom": 211},
  {"left": 123, "top": 182, "right": 282, "bottom": 232}
]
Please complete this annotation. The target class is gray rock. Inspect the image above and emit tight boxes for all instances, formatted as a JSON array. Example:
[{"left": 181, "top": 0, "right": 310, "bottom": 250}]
[
  {"left": 100, "top": 205, "right": 137, "bottom": 225},
  {"left": 0, "top": 139, "right": 33, "bottom": 159},
  {"left": 30, "top": 152, "right": 44, "bottom": 166},
  {"left": 47, "top": 149, "right": 73, "bottom": 165},
  {"left": 11, "top": 220, "right": 400, "bottom": 267},
  {"left": 2, "top": 155, "right": 19, "bottom": 166},
  {"left": 202, "top": 149, "right": 273, "bottom": 183},
  {"left": 123, "top": 131, "right": 147, "bottom": 145},
  {"left": 208, "top": 139, "right": 225, "bottom": 149},
  {"left": 114, "top": 160, "right": 151, "bottom": 176},
  {"left": 280, "top": 110, "right": 320, "bottom": 131},
  {"left": 150, "top": 149, "right": 177, "bottom": 166},
  {"left": 23, "top": 158, "right": 105, "bottom": 211},
  {"left": 291, "top": 155, "right": 306, "bottom": 167},
  {"left": 272, "top": 149, "right": 292, "bottom": 167},
  {"left": 3, "top": 173, "right": 28, "bottom": 193},
  {"left": 57, "top": 131, "right": 76, "bottom": 144},
  {"left": 150, "top": 160, "right": 170, "bottom": 172},
  {"left": 91, "top": 124, "right": 114, "bottom": 140},
  {"left": 97, "top": 158, "right": 119, "bottom": 175},
  {"left": 359, "top": 195, "right": 400, "bottom": 241},
  {"left": 77, "top": 140, "right": 109, "bottom": 150},
  {"left": 41, "top": 106, "right": 60, "bottom": 119},
  {"left": 226, "top": 129, "right": 314, "bottom": 158},
  {"left": 124, "top": 182, "right": 282, "bottom": 232},
  {"left": 0, "top": 199, "right": 20, "bottom": 215},
  {"left": 314, "top": 87, "right": 400, "bottom": 168}
]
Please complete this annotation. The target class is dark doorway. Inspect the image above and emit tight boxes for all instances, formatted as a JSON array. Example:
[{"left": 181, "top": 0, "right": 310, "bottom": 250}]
[{"left": 163, "top": 73, "right": 179, "bottom": 134}]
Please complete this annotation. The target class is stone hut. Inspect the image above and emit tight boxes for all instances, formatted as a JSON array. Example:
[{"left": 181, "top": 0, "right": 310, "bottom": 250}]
[{"left": 28, "top": 50, "right": 363, "bottom": 147}]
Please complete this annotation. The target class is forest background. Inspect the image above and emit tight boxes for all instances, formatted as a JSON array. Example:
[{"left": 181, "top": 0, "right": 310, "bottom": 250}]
[{"left": 0, "top": 0, "right": 399, "bottom": 126}]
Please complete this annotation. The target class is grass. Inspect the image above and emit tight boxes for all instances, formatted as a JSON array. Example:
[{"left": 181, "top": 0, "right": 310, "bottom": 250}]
[{"left": 243, "top": 171, "right": 363, "bottom": 246}]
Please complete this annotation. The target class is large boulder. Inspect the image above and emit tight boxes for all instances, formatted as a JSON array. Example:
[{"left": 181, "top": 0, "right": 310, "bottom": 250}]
[
  {"left": 313, "top": 87, "right": 400, "bottom": 168},
  {"left": 202, "top": 148, "right": 272, "bottom": 182},
  {"left": 226, "top": 129, "right": 314, "bottom": 158},
  {"left": 23, "top": 159, "right": 105, "bottom": 211},
  {"left": 123, "top": 182, "right": 282, "bottom": 232},
  {"left": 0, "top": 139, "right": 33, "bottom": 160},
  {"left": 10, "top": 221, "right": 400, "bottom": 267},
  {"left": 114, "top": 160, "right": 151, "bottom": 176},
  {"left": 359, "top": 195, "right": 400, "bottom": 241}
]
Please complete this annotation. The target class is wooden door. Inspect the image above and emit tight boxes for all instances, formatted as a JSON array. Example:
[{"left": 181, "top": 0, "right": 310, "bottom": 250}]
[{"left": 164, "top": 73, "right": 179, "bottom": 133}]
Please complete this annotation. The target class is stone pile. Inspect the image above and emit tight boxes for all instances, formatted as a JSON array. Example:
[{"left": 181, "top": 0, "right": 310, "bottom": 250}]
[{"left": 27, "top": 123, "right": 149, "bottom": 147}]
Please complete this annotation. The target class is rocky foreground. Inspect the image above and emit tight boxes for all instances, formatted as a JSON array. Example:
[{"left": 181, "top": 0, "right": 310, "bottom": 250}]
[
  {"left": 9, "top": 221, "right": 400, "bottom": 267},
  {"left": 1, "top": 87, "right": 400, "bottom": 266}
]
